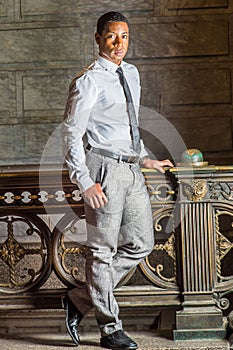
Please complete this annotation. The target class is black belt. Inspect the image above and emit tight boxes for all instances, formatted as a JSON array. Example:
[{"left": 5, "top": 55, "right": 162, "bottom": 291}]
[{"left": 86, "top": 145, "right": 140, "bottom": 164}]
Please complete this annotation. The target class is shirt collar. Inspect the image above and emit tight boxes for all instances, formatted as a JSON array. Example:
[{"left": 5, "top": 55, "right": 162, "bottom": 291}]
[{"left": 96, "top": 55, "right": 125, "bottom": 73}]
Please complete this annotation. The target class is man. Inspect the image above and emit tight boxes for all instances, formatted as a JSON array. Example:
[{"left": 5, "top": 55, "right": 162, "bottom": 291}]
[{"left": 62, "top": 11, "right": 173, "bottom": 349}]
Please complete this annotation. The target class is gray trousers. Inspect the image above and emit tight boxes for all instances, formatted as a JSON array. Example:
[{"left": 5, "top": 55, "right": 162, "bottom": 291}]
[{"left": 68, "top": 152, "right": 154, "bottom": 336}]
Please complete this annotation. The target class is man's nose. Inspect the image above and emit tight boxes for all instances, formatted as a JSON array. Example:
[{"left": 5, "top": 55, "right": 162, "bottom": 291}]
[{"left": 114, "top": 36, "right": 123, "bottom": 46}]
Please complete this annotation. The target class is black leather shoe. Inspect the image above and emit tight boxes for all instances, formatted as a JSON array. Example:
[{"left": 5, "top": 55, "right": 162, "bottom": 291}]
[
  {"left": 61, "top": 293, "right": 83, "bottom": 346},
  {"left": 100, "top": 330, "right": 138, "bottom": 349}
]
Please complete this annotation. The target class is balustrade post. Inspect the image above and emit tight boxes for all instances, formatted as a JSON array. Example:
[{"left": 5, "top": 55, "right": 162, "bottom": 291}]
[{"left": 173, "top": 174, "right": 226, "bottom": 340}]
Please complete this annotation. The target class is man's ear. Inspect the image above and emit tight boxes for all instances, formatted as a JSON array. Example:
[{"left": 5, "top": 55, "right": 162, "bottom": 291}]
[{"left": 95, "top": 32, "right": 101, "bottom": 45}]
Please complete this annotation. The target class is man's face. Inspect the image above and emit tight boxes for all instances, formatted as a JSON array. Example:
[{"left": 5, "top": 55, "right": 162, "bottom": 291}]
[{"left": 95, "top": 21, "right": 129, "bottom": 65}]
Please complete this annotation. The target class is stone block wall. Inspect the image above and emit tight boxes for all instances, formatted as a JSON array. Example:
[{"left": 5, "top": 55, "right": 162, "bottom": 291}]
[{"left": 0, "top": 0, "right": 232, "bottom": 165}]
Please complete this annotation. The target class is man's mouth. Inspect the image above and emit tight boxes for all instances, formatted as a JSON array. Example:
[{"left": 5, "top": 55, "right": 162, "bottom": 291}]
[{"left": 114, "top": 50, "right": 124, "bottom": 56}]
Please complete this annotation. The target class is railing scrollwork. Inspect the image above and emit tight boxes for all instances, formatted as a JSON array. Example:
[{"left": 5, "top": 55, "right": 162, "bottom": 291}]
[
  {"left": 0, "top": 213, "right": 52, "bottom": 293},
  {"left": 139, "top": 206, "right": 178, "bottom": 289}
]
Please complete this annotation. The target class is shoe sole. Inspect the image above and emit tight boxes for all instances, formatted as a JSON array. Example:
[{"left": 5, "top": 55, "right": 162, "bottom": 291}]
[
  {"left": 101, "top": 346, "right": 138, "bottom": 350},
  {"left": 100, "top": 341, "right": 138, "bottom": 350}
]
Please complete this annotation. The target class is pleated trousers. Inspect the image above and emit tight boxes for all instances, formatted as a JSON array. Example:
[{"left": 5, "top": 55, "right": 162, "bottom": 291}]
[{"left": 68, "top": 151, "right": 154, "bottom": 336}]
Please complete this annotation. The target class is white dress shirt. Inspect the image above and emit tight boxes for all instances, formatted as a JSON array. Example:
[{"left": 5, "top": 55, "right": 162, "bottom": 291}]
[{"left": 62, "top": 55, "right": 148, "bottom": 192}]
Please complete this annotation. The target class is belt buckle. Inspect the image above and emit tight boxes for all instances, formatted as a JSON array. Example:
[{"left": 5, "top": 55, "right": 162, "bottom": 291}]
[
  {"left": 128, "top": 156, "right": 138, "bottom": 163},
  {"left": 127, "top": 156, "right": 133, "bottom": 163}
]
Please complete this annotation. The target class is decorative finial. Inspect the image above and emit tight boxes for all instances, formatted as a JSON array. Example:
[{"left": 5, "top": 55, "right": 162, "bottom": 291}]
[{"left": 180, "top": 148, "right": 208, "bottom": 166}]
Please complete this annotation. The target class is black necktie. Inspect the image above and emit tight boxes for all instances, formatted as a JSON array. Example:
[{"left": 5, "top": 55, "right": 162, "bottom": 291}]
[{"left": 116, "top": 66, "right": 141, "bottom": 155}]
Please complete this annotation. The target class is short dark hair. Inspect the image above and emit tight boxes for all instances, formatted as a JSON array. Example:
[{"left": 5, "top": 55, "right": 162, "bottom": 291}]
[{"left": 97, "top": 11, "right": 129, "bottom": 35}]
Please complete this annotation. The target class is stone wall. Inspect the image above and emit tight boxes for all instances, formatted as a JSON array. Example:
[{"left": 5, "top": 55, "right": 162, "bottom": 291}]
[{"left": 0, "top": 0, "right": 232, "bottom": 165}]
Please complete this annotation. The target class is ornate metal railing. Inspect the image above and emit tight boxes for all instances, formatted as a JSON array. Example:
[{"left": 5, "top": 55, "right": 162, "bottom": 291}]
[
  {"left": 1, "top": 164, "right": 233, "bottom": 340},
  {"left": 0, "top": 165, "right": 178, "bottom": 294}
]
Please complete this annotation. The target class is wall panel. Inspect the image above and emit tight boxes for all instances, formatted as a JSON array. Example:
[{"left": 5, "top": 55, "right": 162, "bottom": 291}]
[
  {"left": 0, "top": 0, "right": 14, "bottom": 22},
  {"left": 129, "top": 20, "right": 229, "bottom": 58},
  {"left": 139, "top": 115, "right": 232, "bottom": 161},
  {"left": 0, "top": 126, "right": 18, "bottom": 160},
  {"left": 140, "top": 72, "right": 158, "bottom": 108},
  {"left": 160, "top": 69, "right": 231, "bottom": 107},
  {"left": 0, "top": 72, "right": 16, "bottom": 123},
  {"left": 0, "top": 26, "right": 81, "bottom": 65},
  {"left": 170, "top": 116, "right": 232, "bottom": 151},
  {"left": 166, "top": 0, "right": 228, "bottom": 9},
  {"left": 154, "top": 0, "right": 233, "bottom": 15},
  {"left": 20, "top": 0, "right": 153, "bottom": 18},
  {"left": 20, "top": 123, "right": 62, "bottom": 160},
  {"left": 23, "top": 74, "right": 71, "bottom": 120}
]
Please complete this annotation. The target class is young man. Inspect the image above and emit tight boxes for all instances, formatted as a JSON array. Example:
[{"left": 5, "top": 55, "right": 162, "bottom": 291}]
[{"left": 62, "top": 11, "right": 173, "bottom": 349}]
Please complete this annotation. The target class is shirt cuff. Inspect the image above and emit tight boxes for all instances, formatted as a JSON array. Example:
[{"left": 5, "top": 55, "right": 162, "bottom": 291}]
[
  {"left": 78, "top": 177, "right": 95, "bottom": 193},
  {"left": 69, "top": 170, "right": 95, "bottom": 193}
]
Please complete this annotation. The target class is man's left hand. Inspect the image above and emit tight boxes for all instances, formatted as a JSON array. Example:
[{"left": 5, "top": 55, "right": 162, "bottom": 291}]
[{"left": 142, "top": 158, "right": 174, "bottom": 173}]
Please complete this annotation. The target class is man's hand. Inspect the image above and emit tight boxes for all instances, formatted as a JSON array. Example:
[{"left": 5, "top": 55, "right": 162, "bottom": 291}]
[
  {"left": 83, "top": 183, "right": 108, "bottom": 209},
  {"left": 142, "top": 158, "right": 174, "bottom": 173}
]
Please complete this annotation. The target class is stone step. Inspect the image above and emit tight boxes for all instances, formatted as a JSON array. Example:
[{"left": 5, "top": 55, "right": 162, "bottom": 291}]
[{"left": 0, "top": 331, "right": 230, "bottom": 350}]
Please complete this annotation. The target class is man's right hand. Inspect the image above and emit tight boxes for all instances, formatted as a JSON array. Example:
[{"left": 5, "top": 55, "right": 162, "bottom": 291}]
[{"left": 83, "top": 183, "right": 108, "bottom": 209}]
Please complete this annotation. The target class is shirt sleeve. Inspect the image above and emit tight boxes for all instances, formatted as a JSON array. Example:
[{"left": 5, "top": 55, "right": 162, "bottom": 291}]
[
  {"left": 139, "top": 139, "right": 149, "bottom": 159},
  {"left": 62, "top": 73, "right": 98, "bottom": 193}
]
